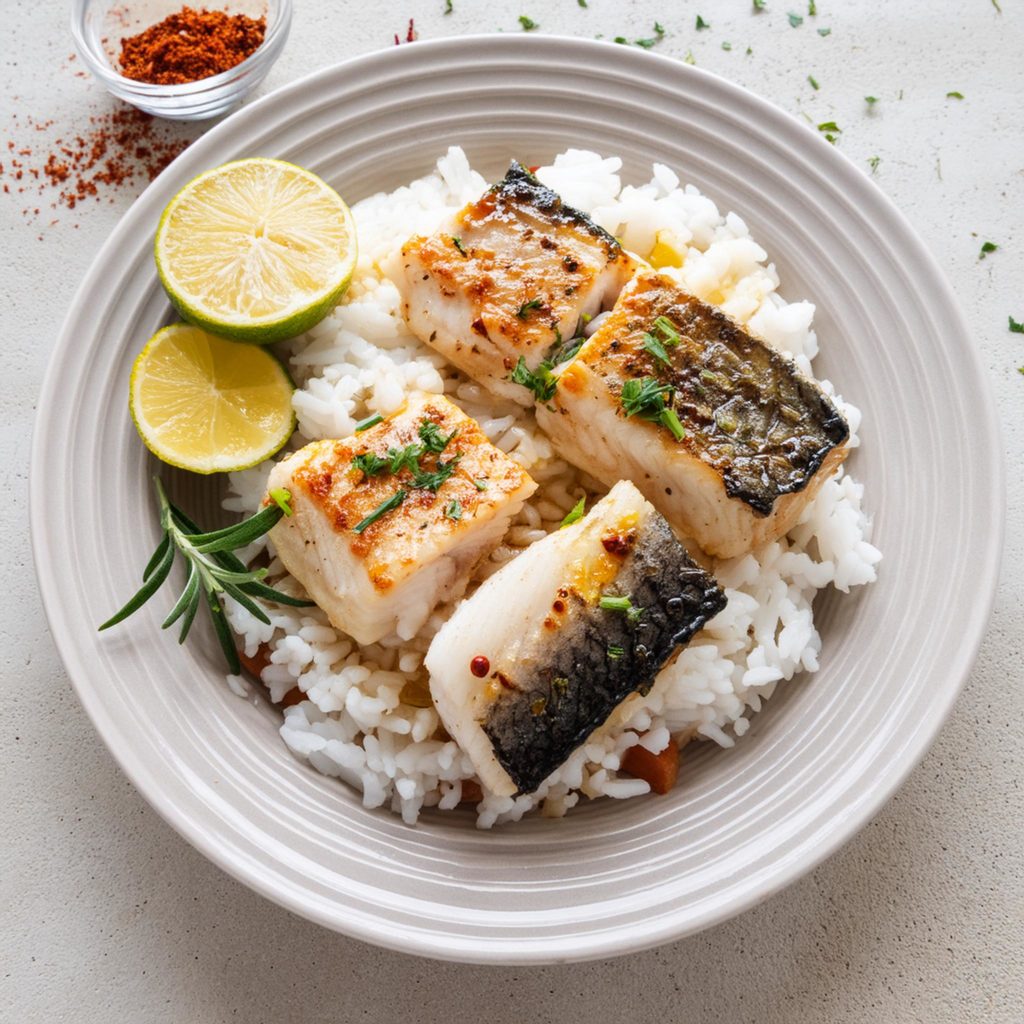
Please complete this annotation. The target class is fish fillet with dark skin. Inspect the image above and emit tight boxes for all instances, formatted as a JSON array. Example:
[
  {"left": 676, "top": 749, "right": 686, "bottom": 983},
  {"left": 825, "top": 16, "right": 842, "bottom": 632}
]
[{"left": 425, "top": 480, "right": 726, "bottom": 797}]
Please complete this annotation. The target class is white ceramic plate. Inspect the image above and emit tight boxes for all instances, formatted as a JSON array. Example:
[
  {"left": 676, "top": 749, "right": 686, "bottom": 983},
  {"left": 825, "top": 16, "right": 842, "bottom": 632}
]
[{"left": 31, "top": 36, "right": 1003, "bottom": 964}]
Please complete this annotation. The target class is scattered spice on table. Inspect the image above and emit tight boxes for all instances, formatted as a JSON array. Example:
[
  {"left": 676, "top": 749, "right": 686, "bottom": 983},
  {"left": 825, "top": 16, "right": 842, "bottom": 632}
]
[
  {"left": 118, "top": 6, "right": 267, "bottom": 85},
  {"left": 2, "top": 107, "right": 195, "bottom": 232}
]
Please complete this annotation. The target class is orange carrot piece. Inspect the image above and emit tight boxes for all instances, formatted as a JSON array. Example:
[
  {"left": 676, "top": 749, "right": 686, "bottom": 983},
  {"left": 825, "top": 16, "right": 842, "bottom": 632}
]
[
  {"left": 237, "top": 643, "right": 272, "bottom": 679},
  {"left": 621, "top": 737, "right": 679, "bottom": 795},
  {"left": 459, "top": 779, "right": 483, "bottom": 804}
]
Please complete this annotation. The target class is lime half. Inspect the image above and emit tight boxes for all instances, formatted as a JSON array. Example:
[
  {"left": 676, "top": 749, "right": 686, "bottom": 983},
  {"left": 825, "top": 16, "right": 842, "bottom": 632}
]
[
  {"left": 155, "top": 158, "right": 357, "bottom": 344},
  {"left": 129, "top": 324, "right": 296, "bottom": 474}
]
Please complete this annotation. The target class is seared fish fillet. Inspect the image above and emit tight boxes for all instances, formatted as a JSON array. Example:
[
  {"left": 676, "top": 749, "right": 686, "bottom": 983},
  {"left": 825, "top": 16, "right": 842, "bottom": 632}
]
[
  {"left": 266, "top": 393, "right": 537, "bottom": 645},
  {"left": 536, "top": 271, "right": 850, "bottom": 559},
  {"left": 392, "top": 161, "right": 636, "bottom": 405},
  {"left": 425, "top": 480, "right": 726, "bottom": 797}
]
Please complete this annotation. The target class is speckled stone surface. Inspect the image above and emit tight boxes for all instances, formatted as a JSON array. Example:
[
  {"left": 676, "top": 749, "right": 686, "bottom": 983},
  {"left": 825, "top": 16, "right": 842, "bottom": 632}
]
[{"left": 2, "top": 2, "right": 1021, "bottom": 1020}]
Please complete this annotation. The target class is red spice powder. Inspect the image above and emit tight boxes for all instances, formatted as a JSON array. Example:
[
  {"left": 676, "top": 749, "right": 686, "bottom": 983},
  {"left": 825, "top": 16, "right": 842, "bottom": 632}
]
[
  {"left": 3, "top": 105, "right": 196, "bottom": 227},
  {"left": 119, "top": 6, "right": 267, "bottom": 85}
]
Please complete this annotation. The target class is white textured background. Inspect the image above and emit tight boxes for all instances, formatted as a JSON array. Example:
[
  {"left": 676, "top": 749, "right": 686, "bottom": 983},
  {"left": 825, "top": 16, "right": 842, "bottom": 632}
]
[{"left": 2, "top": 2, "right": 1022, "bottom": 1021}]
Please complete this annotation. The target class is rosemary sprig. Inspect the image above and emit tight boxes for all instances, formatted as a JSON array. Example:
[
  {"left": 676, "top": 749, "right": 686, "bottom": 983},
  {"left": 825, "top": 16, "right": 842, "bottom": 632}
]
[{"left": 98, "top": 478, "right": 312, "bottom": 674}]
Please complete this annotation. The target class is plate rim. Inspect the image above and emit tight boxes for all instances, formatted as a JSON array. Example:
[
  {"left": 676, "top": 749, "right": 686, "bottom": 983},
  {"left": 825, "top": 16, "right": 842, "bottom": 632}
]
[{"left": 30, "top": 34, "right": 1006, "bottom": 963}]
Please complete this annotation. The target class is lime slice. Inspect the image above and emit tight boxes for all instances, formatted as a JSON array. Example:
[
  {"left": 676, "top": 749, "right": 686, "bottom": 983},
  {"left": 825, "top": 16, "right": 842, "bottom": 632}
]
[
  {"left": 129, "top": 324, "right": 296, "bottom": 474},
  {"left": 155, "top": 158, "right": 357, "bottom": 344}
]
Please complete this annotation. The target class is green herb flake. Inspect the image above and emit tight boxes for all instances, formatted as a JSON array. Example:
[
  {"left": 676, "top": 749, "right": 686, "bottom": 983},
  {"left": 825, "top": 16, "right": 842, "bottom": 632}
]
[
  {"left": 614, "top": 36, "right": 629, "bottom": 44},
  {"left": 946, "top": 91, "right": 964, "bottom": 99},
  {"left": 352, "top": 451, "right": 389, "bottom": 477},
  {"left": 607, "top": 644, "right": 625, "bottom": 660},
  {"left": 817, "top": 120, "right": 841, "bottom": 143},
  {"left": 696, "top": 14, "right": 710, "bottom": 29},
  {"left": 654, "top": 21, "right": 665, "bottom": 35},
  {"left": 411, "top": 455, "right": 462, "bottom": 493},
  {"left": 1010, "top": 316, "right": 1024, "bottom": 334},
  {"left": 386, "top": 443, "right": 423, "bottom": 475},
  {"left": 509, "top": 355, "right": 558, "bottom": 402},
  {"left": 451, "top": 235, "right": 467, "bottom": 257},
  {"left": 746, "top": 45, "right": 753, "bottom": 54},
  {"left": 354, "top": 490, "right": 407, "bottom": 534},
  {"left": 599, "top": 594, "right": 634, "bottom": 613},
  {"left": 684, "top": 50, "right": 696, "bottom": 65},
  {"left": 269, "top": 488, "right": 293, "bottom": 516},
  {"left": 444, "top": 498, "right": 463, "bottom": 522},
  {"left": 635, "top": 37, "right": 657, "bottom": 49},
  {"left": 560, "top": 496, "right": 586, "bottom": 528},
  {"left": 808, "top": 0, "right": 816, "bottom": 14},
  {"left": 354, "top": 413, "right": 383, "bottom": 433},
  {"left": 653, "top": 315, "right": 680, "bottom": 345},
  {"left": 516, "top": 296, "right": 543, "bottom": 319},
  {"left": 788, "top": 11, "right": 803, "bottom": 27},
  {"left": 979, "top": 241, "right": 998, "bottom": 259},
  {"left": 722, "top": 40, "right": 732, "bottom": 50},
  {"left": 642, "top": 332, "right": 671, "bottom": 367},
  {"left": 808, "top": 74, "right": 819, "bottom": 90},
  {"left": 660, "top": 407, "right": 686, "bottom": 442},
  {"left": 444, "top": 0, "right": 453, "bottom": 13},
  {"left": 817, "top": 26, "right": 831, "bottom": 36},
  {"left": 868, "top": 155, "right": 881, "bottom": 174},
  {"left": 418, "top": 418, "right": 457, "bottom": 454},
  {"left": 865, "top": 95, "right": 879, "bottom": 106},
  {"left": 473, "top": 478, "right": 489, "bottom": 491},
  {"left": 620, "top": 377, "right": 685, "bottom": 441},
  {"left": 753, "top": 0, "right": 766, "bottom": 9},
  {"left": 578, "top": 0, "right": 588, "bottom": 6},
  {"left": 518, "top": 15, "right": 538, "bottom": 31},
  {"left": 1018, "top": 367, "right": 1024, "bottom": 376}
]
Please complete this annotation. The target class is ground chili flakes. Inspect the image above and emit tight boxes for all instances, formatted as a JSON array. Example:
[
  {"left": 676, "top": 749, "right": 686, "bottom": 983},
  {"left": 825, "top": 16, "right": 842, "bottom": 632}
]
[
  {"left": 2, "top": 106, "right": 196, "bottom": 225},
  {"left": 118, "top": 6, "right": 267, "bottom": 85}
]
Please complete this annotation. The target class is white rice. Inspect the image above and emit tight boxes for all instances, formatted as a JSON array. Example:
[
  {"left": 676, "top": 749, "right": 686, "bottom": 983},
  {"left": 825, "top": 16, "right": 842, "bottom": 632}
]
[{"left": 222, "top": 147, "right": 881, "bottom": 828}]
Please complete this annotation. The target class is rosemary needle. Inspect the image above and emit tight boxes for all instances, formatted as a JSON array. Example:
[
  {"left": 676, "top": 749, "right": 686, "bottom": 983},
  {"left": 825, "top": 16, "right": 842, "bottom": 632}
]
[{"left": 99, "top": 477, "right": 312, "bottom": 673}]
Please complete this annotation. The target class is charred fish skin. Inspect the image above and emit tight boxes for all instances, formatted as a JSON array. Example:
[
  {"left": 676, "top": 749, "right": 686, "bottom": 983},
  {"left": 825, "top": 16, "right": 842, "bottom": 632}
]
[
  {"left": 538, "top": 271, "right": 851, "bottom": 558},
  {"left": 481, "top": 513, "right": 726, "bottom": 796}
]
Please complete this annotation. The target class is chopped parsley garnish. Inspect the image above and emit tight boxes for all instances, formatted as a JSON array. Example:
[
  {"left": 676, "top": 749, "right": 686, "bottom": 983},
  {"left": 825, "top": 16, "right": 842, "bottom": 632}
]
[
  {"left": 684, "top": 50, "right": 696, "bottom": 65},
  {"left": 444, "top": 0, "right": 452, "bottom": 13},
  {"left": 635, "top": 36, "right": 657, "bottom": 49},
  {"left": 354, "top": 413, "right": 383, "bottom": 433},
  {"left": 817, "top": 120, "right": 841, "bottom": 144},
  {"left": 696, "top": 14, "right": 710, "bottom": 29},
  {"left": 642, "top": 332, "right": 671, "bottom": 367},
  {"left": 411, "top": 455, "right": 462, "bottom": 493},
  {"left": 473, "top": 478, "right": 489, "bottom": 491},
  {"left": 865, "top": 95, "right": 879, "bottom": 105},
  {"left": 753, "top": 0, "right": 766, "bottom": 9},
  {"left": 578, "top": 0, "right": 588, "bottom": 6},
  {"left": 808, "top": 74, "right": 819, "bottom": 90},
  {"left": 654, "top": 21, "right": 665, "bottom": 35},
  {"left": 808, "top": 0, "right": 816, "bottom": 14},
  {"left": 979, "top": 241, "right": 998, "bottom": 259},
  {"left": 444, "top": 498, "right": 462, "bottom": 522},
  {"left": 387, "top": 443, "right": 424, "bottom": 475},
  {"left": 746, "top": 45, "right": 753, "bottom": 54},
  {"left": 620, "top": 377, "right": 686, "bottom": 441},
  {"left": 722, "top": 41, "right": 732, "bottom": 50},
  {"left": 868, "top": 155, "right": 881, "bottom": 174},
  {"left": 788, "top": 11, "right": 803, "bottom": 27},
  {"left": 993, "top": 0, "right": 1002, "bottom": 10},
  {"left": 1018, "top": 367, "right": 1024, "bottom": 376},
  {"left": 817, "top": 26, "right": 831, "bottom": 36},
  {"left": 560, "top": 496, "right": 586, "bottom": 528},
  {"left": 614, "top": 36, "right": 629, "bottom": 44},
  {"left": 518, "top": 15, "right": 538, "bottom": 30},
  {"left": 607, "top": 644, "right": 625, "bottom": 660},
  {"left": 418, "top": 419, "right": 457, "bottom": 453},
  {"left": 946, "top": 91, "right": 964, "bottom": 99},
  {"left": 451, "top": 235, "right": 467, "bottom": 256},
  {"left": 509, "top": 355, "right": 558, "bottom": 402},
  {"left": 353, "top": 490, "right": 407, "bottom": 534},
  {"left": 516, "top": 296, "right": 543, "bottom": 319},
  {"left": 599, "top": 594, "right": 645, "bottom": 623},
  {"left": 351, "top": 451, "right": 390, "bottom": 477},
  {"left": 652, "top": 315, "right": 680, "bottom": 345},
  {"left": 1009, "top": 316, "right": 1024, "bottom": 334}
]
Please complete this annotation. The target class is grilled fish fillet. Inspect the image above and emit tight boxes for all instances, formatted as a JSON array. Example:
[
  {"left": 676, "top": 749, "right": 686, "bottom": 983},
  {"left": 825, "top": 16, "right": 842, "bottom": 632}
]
[
  {"left": 425, "top": 480, "right": 726, "bottom": 797},
  {"left": 536, "top": 271, "right": 850, "bottom": 559},
  {"left": 391, "top": 161, "right": 636, "bottom": 405},
  {"left": 266, "top": 393, "right": 537, "bottom": 645}
]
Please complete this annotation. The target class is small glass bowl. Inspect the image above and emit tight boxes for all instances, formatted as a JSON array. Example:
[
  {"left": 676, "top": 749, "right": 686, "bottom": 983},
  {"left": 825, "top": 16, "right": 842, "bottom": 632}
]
[{"left": 71, "top": 0, "right": 292, "bottom": 121}]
